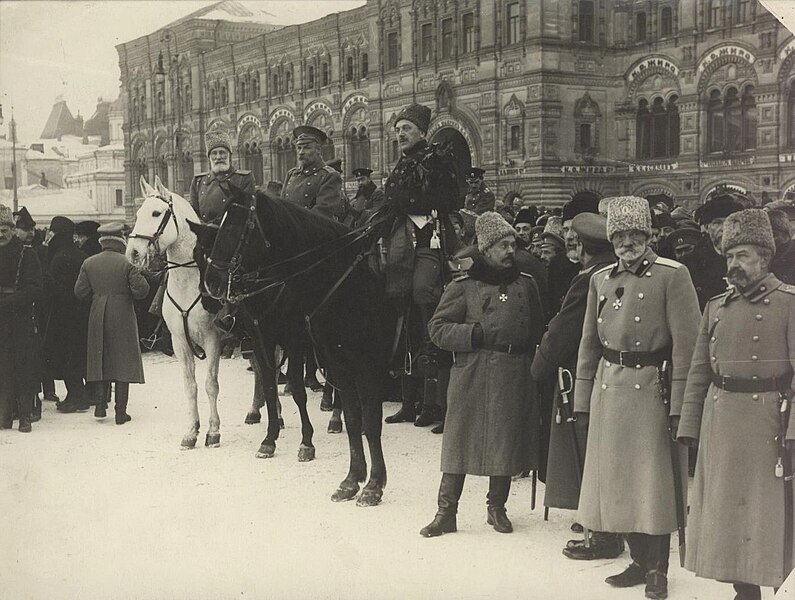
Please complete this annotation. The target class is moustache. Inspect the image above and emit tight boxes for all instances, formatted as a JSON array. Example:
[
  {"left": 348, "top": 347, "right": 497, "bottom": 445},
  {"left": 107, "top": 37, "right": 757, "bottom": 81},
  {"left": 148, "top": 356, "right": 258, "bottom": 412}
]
[{"left": 727, "top": 267, "right": 746, "bottom": 279}]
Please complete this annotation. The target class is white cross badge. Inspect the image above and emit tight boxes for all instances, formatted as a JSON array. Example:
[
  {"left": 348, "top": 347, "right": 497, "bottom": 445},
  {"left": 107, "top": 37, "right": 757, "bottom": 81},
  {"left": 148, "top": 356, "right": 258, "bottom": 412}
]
[{"left": 499, "top": 293, "right": 508, "bottom": 302}]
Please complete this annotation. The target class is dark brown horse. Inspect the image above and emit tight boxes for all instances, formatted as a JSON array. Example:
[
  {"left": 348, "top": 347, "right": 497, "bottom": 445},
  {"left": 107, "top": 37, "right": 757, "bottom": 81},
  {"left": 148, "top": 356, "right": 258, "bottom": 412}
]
[{"left": 193, "top": 185, "right": 393, "bottom": 506}]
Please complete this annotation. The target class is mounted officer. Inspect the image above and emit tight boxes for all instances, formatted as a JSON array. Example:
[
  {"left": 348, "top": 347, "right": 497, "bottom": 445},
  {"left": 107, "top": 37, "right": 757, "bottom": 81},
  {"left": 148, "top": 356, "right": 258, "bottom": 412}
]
[
  {"left": 281, "top": 125, "right": 345, "bottom": 221},
  {"left": 380, "top": 103, "right": 460, "bottom": 427},
  {"left": 350, "top": 167, "right": 385, "bottom": 224},
  {"left": 189, "top": 129, "right": 256, "bottom": 224}
]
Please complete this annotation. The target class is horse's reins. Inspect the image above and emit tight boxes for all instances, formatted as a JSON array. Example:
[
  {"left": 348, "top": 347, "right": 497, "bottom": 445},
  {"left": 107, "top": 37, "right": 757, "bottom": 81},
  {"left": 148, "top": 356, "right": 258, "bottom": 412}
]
[{"left": 130, "top": 193, "right": 205, "bottom": 360}]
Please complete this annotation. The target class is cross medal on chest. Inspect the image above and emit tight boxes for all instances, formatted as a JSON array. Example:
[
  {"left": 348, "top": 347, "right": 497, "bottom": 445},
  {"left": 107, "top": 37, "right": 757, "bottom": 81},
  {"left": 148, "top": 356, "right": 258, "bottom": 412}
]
[
  {"left": 612, "top": 287, "right": 625, "bottom": 310},
  {"left": 498, "top": 285, "right": 508, "bottom": 303}
]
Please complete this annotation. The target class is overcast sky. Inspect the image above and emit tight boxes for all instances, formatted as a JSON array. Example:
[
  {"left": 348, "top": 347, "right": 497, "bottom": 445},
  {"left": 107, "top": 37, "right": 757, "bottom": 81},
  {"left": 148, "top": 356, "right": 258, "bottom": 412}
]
[
  {"left": 0, "top": 1, "right": 364, "bottom": 142},
  {"left": 0, "top": 0, "right": 792, "bottom": 144}
]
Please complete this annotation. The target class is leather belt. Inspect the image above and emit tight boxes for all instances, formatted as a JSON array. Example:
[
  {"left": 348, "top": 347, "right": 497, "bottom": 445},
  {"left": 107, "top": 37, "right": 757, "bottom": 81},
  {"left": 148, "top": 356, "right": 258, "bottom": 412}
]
[
  {"left": 711, "top": 372, "right": 792, "bottom": 393},
  {"left": 602, "top": 347, "right": 671, "bottom": 368},
  {"left": 481, "top": 343, "right": 531, "bottom": 355}
]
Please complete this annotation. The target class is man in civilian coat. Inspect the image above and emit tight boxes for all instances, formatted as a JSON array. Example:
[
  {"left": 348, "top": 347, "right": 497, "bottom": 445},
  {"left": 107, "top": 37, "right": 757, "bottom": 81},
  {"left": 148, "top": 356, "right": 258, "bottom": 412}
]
[
  {"left": 421, "top": 212, "right": 544, "bottom": 537},
  {"left": 574, "top": 196, "right": 701, "bottom": 599},
  {"left": 45, "top": 216, "right": 90, "bottom": 413},
  {"left": 75, "top": 223, "right": 150, "bottom": 424},
  {"left": 531, "top": 212, "right": 623, "bottom": 560},
  {"left": 678, "top": 209, "right": 795, "bottom": 600},
  {"left": 0, "top": 205, "right": 42, "bottom": 432}
]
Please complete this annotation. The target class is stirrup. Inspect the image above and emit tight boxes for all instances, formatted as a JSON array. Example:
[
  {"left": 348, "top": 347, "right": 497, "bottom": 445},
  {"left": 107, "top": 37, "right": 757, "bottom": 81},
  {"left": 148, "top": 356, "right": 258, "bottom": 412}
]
[{"left": 140, "top": 331, "right": 161, "bottom": 351}]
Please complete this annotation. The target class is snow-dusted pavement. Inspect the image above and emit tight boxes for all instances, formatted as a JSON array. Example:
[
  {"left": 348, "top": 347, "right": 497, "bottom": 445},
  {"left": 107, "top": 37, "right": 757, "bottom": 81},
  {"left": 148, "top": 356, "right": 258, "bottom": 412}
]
[{"left": 0, "top": 353, "right": 773, "bottom": 599}]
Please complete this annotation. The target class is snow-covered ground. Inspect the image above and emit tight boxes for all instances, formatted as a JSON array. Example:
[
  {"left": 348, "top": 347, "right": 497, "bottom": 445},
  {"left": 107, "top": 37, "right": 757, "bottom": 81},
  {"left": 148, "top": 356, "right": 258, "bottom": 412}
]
[{"left": 0, "top": 353, "right": 777, "bottom": 599}]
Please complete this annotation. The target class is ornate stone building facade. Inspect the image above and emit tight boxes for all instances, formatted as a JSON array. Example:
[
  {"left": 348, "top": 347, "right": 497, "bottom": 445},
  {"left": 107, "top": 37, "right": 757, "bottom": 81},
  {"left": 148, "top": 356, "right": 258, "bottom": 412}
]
[{"left": 117, "top": 0, "right": 795, "bottom": 217}]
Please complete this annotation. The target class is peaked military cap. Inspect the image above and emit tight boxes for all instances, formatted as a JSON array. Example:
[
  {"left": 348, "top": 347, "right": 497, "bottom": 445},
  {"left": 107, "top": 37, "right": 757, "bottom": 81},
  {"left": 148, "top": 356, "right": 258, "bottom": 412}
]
[
  {"left": 75, "top": 220, "right": 100, "bottom": 236},
  {"left": 97, "top": 222, "right": 126, "bottom": 239},
  {"left": 13, "top": 206, "right": 36, "bottom": 229},
  {"left": 327, "top": 158, "right": 343, "bottom": 173},
  {"left": 466, "top": 167, "right": 485, "bottom": 180},
  {"left": 293, "top": 125, "right": 327, "bottom": 145},
  {"left": 670, "top": 228, "right": 702, "bottom": 250},
  {"left": 352, "top": 168, "right": 373, "bottom": 178},
  {"left": 571, "top": 213, "right": 608, "bottom": 245}
]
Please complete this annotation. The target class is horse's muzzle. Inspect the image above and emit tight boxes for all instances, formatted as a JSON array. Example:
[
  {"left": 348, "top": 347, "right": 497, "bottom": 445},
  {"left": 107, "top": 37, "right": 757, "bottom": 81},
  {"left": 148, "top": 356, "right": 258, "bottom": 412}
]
[{"left": 203, "top": 264, "right": 228, "bottom": 301}]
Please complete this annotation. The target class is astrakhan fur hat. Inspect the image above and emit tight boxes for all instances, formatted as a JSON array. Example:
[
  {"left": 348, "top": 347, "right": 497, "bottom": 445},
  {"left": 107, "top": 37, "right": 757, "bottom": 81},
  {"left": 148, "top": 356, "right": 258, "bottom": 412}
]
[
  {"left": 476, "top": 211, "right": 516, "bottom": 253},
  {"left": 721, "top": 209, "right": 775, "bottom": 255},
  {"left": 606, "top": 196, "right": 652, "bottom": 239},
  {"left": 205, "top": 129, "right": 232, "bottom": 156}
]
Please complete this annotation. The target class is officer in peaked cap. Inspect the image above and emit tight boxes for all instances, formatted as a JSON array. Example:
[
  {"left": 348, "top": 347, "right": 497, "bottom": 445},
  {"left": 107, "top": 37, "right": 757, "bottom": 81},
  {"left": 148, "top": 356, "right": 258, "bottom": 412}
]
[
  {"left": 669, "top": 228, "right": 701, "bottom": 262},
  {"left": 350, "top": 167, "right": 384, "bottom": 219},
  {"left": 463, "top": 167, "right": 495, "bottom": 216},
  {"left": 189, "top": 129, "right": 256, "bottom": 224},
  {"left": 281, "top": 125, "right": 344, "bottom": 221}
]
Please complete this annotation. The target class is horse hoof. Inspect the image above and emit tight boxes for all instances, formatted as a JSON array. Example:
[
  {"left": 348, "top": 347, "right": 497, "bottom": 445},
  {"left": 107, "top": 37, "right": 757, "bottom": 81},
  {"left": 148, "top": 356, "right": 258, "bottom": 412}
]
[
  {"left": 278, "top": 417, "right": 285, "bottom": 430},
  {"left": 327, "top": 417, "right": 343, "bottom": 434},
  {"left": 331, "top": 485, "right": 360, "bottom": 502},
  {"left": 356, "top": 489, "right": 383, "bottom": 507},
  {"left": 256, "top": 443, "right": 276, "bottom": 458},
  {"left": 181, "top": 436, "right": 198, "bottom": 450},
  {"left": 298, "top": 445, "right": 316, "bottom": 462},
  {"left": 244, "top": 411, "right": 261, "bottom": 425},
  {"left": 205, "top": 433, "right": 221, "bottom": 447}
]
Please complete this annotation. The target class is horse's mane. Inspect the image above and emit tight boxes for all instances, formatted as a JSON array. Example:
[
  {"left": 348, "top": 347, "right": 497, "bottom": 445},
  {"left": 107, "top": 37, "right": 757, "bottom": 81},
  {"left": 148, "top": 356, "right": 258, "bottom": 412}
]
[{"left": 253, "top": 189, "right": 351, "bottom": 252}]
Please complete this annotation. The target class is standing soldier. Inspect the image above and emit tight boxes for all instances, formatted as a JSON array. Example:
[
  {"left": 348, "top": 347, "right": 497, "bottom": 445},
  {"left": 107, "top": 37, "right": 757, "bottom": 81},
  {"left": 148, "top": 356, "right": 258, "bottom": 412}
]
[
  {"left": 75, "top": 223, "right": 150, "bottom": 424},
  {"left": 281, "top": 125, "right": 345, "bottom": 221},
  {"left": 0, "top": 205, "right": 42, "bottom": 432},
  {"left": 350, "top": 167, "right": 385, "bottom": 220},
  {"left": 380, "top": 103, "right": 459, "bottom": 426},
  {"left": 531, "top": 212, "right": 623, "bottom": 560},
  {"left": 189, "top": 129, "right": 256, "bottom": 224},
  {"left": 459, "top": 167, "right": 495, "bottom": 243},
  {"left": 574, "top": 196, "right": 701, "bottom": 599},
  {"left": 681, "top": 192, "right": 744, "bottom": 310},
  {"left": 678, "top": 209, "right": 795, "bottom": 600},
  {"left": 422, "top": 212, "right": 544, "bottom": 536}
]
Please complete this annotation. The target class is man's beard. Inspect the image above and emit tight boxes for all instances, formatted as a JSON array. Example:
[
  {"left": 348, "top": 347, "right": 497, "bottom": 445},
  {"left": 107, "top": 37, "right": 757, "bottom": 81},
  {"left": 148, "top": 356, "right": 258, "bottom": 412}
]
[
  {"left": 211, "top": 161, "right": 230, "bottom": 174},
  {"left": 726, "top": 267, "right": 753, "bottom": 288}
]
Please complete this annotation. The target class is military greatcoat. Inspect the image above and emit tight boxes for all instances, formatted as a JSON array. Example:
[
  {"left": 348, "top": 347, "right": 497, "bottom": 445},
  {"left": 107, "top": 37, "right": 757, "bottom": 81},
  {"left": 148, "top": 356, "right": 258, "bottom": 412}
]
[
  {"left": 429, "top": 265, "right": 544, "bottom": 476},
  {"left": 574, "top": 248, "right": 701, "bottom": 534},
  {"left": 189, "top": 168, "right": 255, "bottom": 223},
  {"left": 281, "top": 163, "right": 344, "bottom": 220},
  {"left": 531, "top": 250, "right": 615, "bottom": 509},
  {"left": 678, "top": 273, "right": 795, "bottom": 588}
]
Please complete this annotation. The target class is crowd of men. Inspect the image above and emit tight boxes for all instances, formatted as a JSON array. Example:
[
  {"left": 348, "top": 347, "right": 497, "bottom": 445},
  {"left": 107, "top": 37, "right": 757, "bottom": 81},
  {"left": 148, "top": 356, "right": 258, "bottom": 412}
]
[{"left": 2, "top": 100, "right": 795, "bottom": 600}]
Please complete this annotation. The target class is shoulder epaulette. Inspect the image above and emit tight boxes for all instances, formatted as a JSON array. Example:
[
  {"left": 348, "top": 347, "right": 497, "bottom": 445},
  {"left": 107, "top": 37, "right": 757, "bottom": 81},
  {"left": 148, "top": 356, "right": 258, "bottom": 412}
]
[
  {"left": 235, "top": 169, "right": 251, "bottom": 175},
  {"left": 322, "top": 165, "right": 339, "bottom": 175},
  {"left": 778, "top": 283, "right": 795, "bottom": 296},
  {"left": 655, "top": 257, "right": 682, "bottom": 269},
  {"left": 593, "top": 264, "right": 613, "bottom": 276},
  {"left": 708, "top": 290, "right": 730, "bottom": 303},
  {"left": 452, "top": 272, "right": 470, "bottom": 282},
  {"left": 193, "top": 172, "right": 208, "bottom": 179},
  {"left": 520, "top": 272, "right": 536, "bottom": 280}
]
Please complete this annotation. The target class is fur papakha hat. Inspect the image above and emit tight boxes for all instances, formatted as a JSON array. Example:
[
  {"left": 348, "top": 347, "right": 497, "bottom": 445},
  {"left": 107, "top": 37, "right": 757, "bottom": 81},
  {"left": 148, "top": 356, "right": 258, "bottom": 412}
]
[
  {"left": 721, "top": 209, "right": 775, "bottom": 255},
  {"left": 476, "top": 211, "right": 516, "bottom": 253},
  {"left": 606, "top": 196, "right": 652, "bottom": 239},
  {"left": 395, "top": 103, "right": 432, "bottom": 134},
  {"left": 0, "top": 204, "right": 14, "bottom": 227},
  {"left": 205, "top": 129, "right": 232, "bottom": 156}
]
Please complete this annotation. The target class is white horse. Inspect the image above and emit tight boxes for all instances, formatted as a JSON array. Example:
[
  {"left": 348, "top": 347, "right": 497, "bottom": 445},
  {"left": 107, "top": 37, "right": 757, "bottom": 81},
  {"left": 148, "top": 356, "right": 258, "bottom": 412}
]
[{"left": 126, "top": 176, "right": 223, "bottom": 449}]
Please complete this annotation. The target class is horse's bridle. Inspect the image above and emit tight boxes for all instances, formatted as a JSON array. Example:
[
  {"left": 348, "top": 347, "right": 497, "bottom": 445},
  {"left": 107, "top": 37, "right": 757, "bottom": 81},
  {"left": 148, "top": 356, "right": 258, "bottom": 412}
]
[{"left": 128, "top": 193, "right": 180, "bottom": 256}]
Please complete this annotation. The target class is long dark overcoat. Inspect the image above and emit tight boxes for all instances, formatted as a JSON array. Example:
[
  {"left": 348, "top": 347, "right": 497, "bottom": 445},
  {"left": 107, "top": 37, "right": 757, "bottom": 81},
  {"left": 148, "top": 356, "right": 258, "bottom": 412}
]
[
  {"left": 574, "top": 249, "right": 701, "bottom": 534},
  {"left": 531, "top": 250, "right": 615, "bottom": 509},
  {"left": 74, "top": 241, "right": 149, "bottom": 383},
  {"left": 43, "top": 234, "right": 88, "bottom": 380},
  {"left": 0, "top": 237, "right": 42, "bottom": 422},
  {"left": 678, "top": 273, "right": 795, "bottom": 587},
  {"left": 429, "top": 268, "right": 544, "bottom": 476}
]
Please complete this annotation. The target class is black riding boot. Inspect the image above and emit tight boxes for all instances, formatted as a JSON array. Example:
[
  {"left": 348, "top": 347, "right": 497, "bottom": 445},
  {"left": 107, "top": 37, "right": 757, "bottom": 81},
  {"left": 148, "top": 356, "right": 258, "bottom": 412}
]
[
  {"left": 420, "top": 473, "right": 465, "bottom": 537},
  {"left": 486, "top": 476, "right": 513, "bottom": 533},
  {"left": 30, "top": 394, "right": 42, "bottom": 422},
  {"left": 415, "top": 375, "right": 441, "bottom": 427},
  {"left": 385, "top": 375, "right": 418, "bottom": 423},
  {"left": 732, "top": 583, "right": 761, "bottom": 600},
  {"left": 114, "top": 382, "right": 131, "bottom": 425},
  {"left": 94, "top": 381, "right": 111, "bottom": 418}
]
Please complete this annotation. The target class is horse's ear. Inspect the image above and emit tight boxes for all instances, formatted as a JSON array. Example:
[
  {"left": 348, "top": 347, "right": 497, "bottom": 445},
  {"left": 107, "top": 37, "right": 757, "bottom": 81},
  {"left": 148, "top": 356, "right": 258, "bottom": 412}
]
[
  {"left": 154, "top": 176, "right": 170, "bottom": 198},
  {"left": 186, "top": 219, "right": 205, "bottom": 236},
  {"left": 140, "top": 176, "right": 156, "bottom": 197}
]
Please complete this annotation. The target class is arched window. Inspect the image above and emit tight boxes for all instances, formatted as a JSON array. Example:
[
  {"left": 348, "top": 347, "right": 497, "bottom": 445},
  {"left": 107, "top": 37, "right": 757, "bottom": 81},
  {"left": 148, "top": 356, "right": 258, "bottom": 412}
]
[
  {"left": 239, "top": 79, "right": 247, "bottom": 103},
  {"left": 788, "top": 80, "right": 795, "bottom": 149},
  {"left": 141, "top": 93, "right": 147, "bottom": 120},
  {"left": 741, "top": 85, "right": 757, "bottom": 151},
  {"left": 155, "top": 152, "right": 168, "bottom": 187},
  {"left": 308, "top": 65, "right": 315, "bottom": 89},
  {"left": 321, "top": 62, "right": 330, "bottom": 86},
  {"left": 184, "top": 84, "right": 191, "bottom": 112},
  {"left": 133, "top": 156, "right": 148, "bottom": 188},
  {"left": 651, "top": 97, "right": 667, "bottom": 156},
  {"left": 285, "top": 70, "right": 293, "bottom": 93},
  {"left": 251, "top": 75, "right": 259, "bottom": 100},
  {"left": 221, "top": 82, "right": 228, "bottom": 105},
  {"left": 725, "top": 87, "right": 741, "bottom": 152},
  {"left": 272, "top": 73, "right": 279, "bottom": 96},
  {"left": 132, "top": 97, "right": 139, "bottom": 123},
  {"left": 346, "top": 56, "right": 354, "bottom": 82},
  {"left": 273, "top": 136, "right": 296, "bottom": 182},
  {"left": 667, "top": 96, "right": 680, "bottom": 157},
  {"left": 156, "top": 88, "right": 165, "bottom": 119},
  {"left": 322, "top": 137, "right": 335, "bottom": 162},
  {"left": 361, "top": 53, "right": 369, "bottom": 77},
  {"left": 708, "top": 89, "right": 724, "bottom": 153},
  {"left": 661, "top": 6, "right": 673, "bottom": 36},
  {"left": 636, "top": 99, "right": 651, "bottom": 159},
  {"left": 349, "top": 126, "right": 371, "bottom": 170},
  {"left": 210, "top": 85, "right": 217, "bottom": 109},
  {"left": 579, "top": 1, "right": 594, "bottom": 42},
  {"left": 242, "top": 142, "right": 263, "bottom": 185},
  {"left": 180, "top": 151, "right": 194, "bottom": 196},
  {"left": 636, "top": 95, "right": 679, "bottom": 159}
]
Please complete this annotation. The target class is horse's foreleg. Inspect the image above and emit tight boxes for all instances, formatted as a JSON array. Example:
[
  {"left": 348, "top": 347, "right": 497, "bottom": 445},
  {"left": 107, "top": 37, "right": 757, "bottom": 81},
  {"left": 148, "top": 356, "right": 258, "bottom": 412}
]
[
  {"left": 357, "top": 365, "right": 387, "bottom": 507},
  {"left": 244, "top": 358, "right": 264, "bottom": 424},
  {"left": 331, "top": 385, "right": 367, "bottom": 503},
  {"left": 174, "top": 342, "right": 200, "bottom": 449},
  {"left": 204, "top": 337, "right": 221, "bottom": 447},
  {"left": 254, "top": 345, "right": 281, "bottom": 459},
  {"left": 287, "top": 350, "right": 315, "bottom": 462}
]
